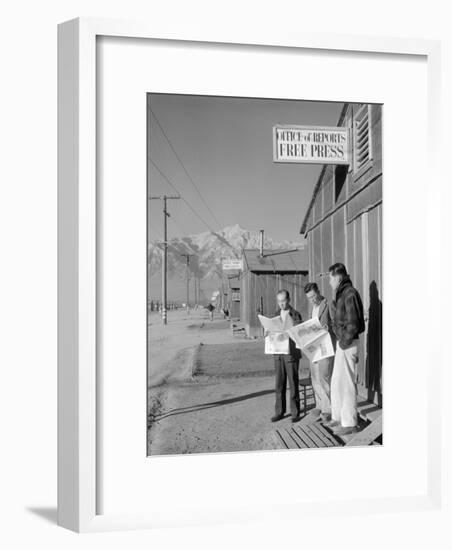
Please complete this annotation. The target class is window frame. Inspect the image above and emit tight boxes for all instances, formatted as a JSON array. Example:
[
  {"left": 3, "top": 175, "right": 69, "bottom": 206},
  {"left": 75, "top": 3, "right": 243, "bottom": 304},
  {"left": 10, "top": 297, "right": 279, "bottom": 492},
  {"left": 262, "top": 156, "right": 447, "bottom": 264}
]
[{"left": 353, "top": 103, "right": 374, "bottom": 179}]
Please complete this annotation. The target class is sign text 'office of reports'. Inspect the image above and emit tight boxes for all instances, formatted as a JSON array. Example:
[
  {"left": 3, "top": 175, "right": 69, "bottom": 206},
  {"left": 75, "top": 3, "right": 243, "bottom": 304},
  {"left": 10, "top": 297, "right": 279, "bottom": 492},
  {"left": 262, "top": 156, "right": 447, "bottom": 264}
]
[{"left": 273, "top": 125, "right": 350, "bottom": 165}]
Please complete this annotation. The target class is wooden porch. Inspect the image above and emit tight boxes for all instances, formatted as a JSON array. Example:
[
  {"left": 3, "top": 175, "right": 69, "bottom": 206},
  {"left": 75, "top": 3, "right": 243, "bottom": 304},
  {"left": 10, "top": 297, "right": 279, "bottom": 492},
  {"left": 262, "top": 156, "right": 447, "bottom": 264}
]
[{"left": 273, "top": 388, "right": 382, "bottom": 449}]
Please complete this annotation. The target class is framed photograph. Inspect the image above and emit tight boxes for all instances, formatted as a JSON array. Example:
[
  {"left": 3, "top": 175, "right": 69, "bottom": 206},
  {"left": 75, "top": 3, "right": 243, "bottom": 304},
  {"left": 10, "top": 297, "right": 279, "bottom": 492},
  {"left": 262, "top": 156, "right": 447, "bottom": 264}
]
[{"left": 58, "top": 18, "right": 443, "bottom": 532}]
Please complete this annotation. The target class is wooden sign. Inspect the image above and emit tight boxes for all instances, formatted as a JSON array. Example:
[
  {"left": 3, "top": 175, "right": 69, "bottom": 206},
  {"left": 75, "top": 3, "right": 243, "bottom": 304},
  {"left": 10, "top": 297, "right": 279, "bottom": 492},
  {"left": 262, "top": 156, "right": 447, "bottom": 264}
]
[{"left": 222, "top": 259, "right": 243, "bottom": 270}]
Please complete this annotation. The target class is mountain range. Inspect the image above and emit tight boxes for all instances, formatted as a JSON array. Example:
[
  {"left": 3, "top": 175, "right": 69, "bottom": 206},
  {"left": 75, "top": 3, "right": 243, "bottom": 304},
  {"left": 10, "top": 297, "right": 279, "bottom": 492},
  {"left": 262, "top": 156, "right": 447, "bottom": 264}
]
[{"left": 148, "top": 224, "right": 306, "bottom": 302}]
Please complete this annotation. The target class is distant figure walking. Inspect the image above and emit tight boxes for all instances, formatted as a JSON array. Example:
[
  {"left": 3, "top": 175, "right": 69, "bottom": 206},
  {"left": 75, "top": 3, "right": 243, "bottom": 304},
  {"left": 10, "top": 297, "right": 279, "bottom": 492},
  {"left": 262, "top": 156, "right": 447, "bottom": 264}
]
[
  {"left": 325, "top": 263, "right": 365, "bottom": 436},
  {"left": 206, "top": 302, "right": 215, "bottom": 321},
  {"left": 304, "top": 282, "right": 335, "bottom": 422},
  {"left": 271, "top": 290, "right": 302, "bottom": 423}
]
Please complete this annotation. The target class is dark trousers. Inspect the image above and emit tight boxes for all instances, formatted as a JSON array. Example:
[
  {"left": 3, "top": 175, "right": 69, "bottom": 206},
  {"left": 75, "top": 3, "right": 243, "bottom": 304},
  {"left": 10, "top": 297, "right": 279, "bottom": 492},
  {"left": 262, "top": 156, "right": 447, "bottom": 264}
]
[{"left": 274, "top": 354, "right": 300, "bottom": 418}]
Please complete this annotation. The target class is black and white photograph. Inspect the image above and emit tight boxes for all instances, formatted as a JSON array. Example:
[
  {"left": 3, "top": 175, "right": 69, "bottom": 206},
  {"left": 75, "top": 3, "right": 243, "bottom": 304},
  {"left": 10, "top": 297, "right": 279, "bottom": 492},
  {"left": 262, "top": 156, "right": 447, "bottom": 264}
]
[
  {"left": 4, "top": 1, "right": 448, "bottom": 542},
  {"left": 147, "top": 94, "right": 382, "bottom": 456}
]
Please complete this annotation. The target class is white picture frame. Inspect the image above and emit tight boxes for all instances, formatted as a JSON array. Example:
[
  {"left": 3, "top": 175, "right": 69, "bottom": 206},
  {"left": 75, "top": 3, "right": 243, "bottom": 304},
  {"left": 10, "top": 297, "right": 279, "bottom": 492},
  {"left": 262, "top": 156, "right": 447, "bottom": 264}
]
[{"left": 58, "top": 17, "right": 443, "bottom": 533}]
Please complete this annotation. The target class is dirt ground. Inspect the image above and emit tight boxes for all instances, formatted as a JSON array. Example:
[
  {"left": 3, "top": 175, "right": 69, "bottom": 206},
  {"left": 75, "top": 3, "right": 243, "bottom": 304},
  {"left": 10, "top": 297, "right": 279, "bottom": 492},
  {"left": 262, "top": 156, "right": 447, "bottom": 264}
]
[{"left": 147, "top": 309, "right": 312, "bottom": 455}]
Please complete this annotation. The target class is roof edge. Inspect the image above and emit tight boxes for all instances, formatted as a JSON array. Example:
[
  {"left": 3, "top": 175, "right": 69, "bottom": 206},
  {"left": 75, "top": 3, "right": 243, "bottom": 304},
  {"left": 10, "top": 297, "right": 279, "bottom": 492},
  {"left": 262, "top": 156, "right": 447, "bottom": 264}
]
[{"left": 299, "top": 103, "right": 349, "bottom": 235}]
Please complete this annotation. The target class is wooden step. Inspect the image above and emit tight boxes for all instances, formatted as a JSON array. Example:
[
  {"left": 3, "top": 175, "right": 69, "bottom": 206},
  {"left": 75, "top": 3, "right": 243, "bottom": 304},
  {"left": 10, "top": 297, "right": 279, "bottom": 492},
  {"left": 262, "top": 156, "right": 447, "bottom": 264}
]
[
  {"left": 345, "top": 415, "right": 383, "bottom": 447},
  {"left": 357, "top": 400, "right": 382, "bottom": 422}
]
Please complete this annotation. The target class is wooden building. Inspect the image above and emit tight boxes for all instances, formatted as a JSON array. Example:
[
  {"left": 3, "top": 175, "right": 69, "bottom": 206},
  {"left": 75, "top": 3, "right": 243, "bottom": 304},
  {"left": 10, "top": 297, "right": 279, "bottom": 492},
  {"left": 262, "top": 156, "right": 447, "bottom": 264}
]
[
  {"left": 240, "top": 248, "right": 309, "bottom": 338},
  {"left": 226, "top": 272, "right": 241, "bottom": 319},
  {"left": 300, "top": 103, "right": 382, "bottom": 405}
]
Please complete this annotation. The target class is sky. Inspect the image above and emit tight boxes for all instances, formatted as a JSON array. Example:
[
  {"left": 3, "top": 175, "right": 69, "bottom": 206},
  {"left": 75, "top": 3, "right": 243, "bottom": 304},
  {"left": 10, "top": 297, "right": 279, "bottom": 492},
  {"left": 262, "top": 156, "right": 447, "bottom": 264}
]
[{"left": 147, "top": 94, "right": 344, "bottom": 243}]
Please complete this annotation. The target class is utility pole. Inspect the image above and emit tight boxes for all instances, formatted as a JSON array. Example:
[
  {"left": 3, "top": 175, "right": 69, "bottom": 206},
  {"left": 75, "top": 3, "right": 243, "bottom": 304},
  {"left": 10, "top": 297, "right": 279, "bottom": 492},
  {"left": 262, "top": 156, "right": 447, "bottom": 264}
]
[
  {"left": 149, "top": 194, "right": 180, "bottom": 325},
  {"left": 180, "top": 253, "right": 194, "bottom": 312},
  {"left": 219, "top": 256, "right": 224, "bottom": 311}
]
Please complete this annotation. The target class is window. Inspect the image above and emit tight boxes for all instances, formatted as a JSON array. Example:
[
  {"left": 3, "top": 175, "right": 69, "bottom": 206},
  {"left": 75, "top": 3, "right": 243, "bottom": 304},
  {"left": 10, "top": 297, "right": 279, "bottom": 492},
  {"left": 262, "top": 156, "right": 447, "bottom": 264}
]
[
  {"left": 353, "top": 105, "right": 372, "bottom": 173},
  {"left": 334, "top": 164, "right": 347, "bottom": 203}
]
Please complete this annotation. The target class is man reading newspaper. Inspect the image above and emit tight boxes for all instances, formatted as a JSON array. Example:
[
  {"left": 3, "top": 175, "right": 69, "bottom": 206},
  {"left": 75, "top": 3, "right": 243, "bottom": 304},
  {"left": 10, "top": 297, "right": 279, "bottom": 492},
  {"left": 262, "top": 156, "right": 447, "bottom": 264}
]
[
  {"left": 303, "top": 282, "right": 336, "bottom": 422},
  {"left": 260, "top": 290, "right": 302, "bottom": 423}
]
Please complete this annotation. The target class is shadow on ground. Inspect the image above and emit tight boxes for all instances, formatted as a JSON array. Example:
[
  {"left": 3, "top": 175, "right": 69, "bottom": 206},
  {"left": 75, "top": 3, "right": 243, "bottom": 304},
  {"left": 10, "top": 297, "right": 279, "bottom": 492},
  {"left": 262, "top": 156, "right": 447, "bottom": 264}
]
[
  {"left": 156, "top": 388, "right": 275, "bottom": 420},
  {"left": 26, "top": 506, "right": 57, "bottom": 524}
]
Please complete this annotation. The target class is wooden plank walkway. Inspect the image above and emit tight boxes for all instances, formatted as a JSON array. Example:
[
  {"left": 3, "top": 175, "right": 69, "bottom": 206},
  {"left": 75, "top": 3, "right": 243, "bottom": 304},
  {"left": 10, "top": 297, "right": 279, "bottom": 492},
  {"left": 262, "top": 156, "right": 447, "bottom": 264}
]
[
  {"left": 273, "top": 400, "right": 383, "bottom": 450},
  {"left": 275, "top": 421, "right": 342, "bottom": 449}
]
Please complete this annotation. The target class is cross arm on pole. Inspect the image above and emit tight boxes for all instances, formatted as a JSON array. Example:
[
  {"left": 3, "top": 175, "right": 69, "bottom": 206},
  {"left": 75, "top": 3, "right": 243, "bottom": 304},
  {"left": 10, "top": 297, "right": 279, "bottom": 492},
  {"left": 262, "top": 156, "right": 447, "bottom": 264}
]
[{"left": 149, "top": 194, "right": 181, "bottom": 200}]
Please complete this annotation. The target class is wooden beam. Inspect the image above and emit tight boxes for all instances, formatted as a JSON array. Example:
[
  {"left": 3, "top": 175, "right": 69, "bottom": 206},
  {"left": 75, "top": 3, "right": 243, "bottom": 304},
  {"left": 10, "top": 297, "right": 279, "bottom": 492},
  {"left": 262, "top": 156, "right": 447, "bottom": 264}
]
[{"left": 345, "top": 415, "right": 382, "bottom": 447}]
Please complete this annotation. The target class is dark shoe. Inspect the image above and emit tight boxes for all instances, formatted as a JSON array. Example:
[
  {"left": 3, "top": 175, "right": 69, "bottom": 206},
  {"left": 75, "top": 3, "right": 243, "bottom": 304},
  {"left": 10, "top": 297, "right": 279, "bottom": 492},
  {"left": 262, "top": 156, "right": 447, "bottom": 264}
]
[
  {"left": 333, "top": 426, "right": 358, "bottom": 436},
  {"left": 291, "top": 415, "right": 302, "bottom": 423},
  {"left": 271, "top": 414, "right": 284, "bottom": 423}
]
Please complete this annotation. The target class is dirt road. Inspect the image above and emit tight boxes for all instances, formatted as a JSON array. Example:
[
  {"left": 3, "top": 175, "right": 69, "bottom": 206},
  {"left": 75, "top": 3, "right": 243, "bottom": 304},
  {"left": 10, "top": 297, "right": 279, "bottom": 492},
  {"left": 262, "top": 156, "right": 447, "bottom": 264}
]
[{"left": 147, "top": 309, "right": 312, "bottom": 455}]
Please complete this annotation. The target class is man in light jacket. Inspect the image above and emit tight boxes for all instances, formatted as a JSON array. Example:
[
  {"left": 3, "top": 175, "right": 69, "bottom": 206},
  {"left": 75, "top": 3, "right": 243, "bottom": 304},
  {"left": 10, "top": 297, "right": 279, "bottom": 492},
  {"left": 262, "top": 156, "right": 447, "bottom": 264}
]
[{"left": 304, "top": 282, "right": 335, "bottom": 422}]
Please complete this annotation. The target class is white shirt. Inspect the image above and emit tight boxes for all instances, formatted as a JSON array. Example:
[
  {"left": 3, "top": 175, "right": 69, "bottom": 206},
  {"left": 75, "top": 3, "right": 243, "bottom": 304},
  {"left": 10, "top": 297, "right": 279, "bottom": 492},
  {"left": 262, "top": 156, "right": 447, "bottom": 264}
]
[
  {"left": 312, "top": 303, "right": 321, "bottom": 320},
  {"left": 280, "top": 308, "right": 293, "bottom": 330}
]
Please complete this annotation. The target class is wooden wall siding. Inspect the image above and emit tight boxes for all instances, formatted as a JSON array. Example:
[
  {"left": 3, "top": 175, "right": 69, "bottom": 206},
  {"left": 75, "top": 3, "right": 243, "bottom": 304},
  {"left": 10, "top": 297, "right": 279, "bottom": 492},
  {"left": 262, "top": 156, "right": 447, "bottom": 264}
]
[
  {"left": 347, "top": 175, "right": 382, "bottom": 223},
  {"left": 365, "top": 204, "right": 383, "bottom": 400},
  {"left": 302, "top": 104, "right": 382, "bottom": 237},
  {"left": 308, "top": 234, "right": 314, "bottom": 284},
  {"left": 240, "top": 272, "right": 309, "bottom": 338},
  {"left": 230, "top": 301, "right": 240, "bottom": 319},
  {"left": 313, "top": 186, "right": 321, "bottom": 224},
  {"left": 300, "top": 103, "right": 382, "bottom": 403},
  {"left": 320, "top": 217, "right": 332, "bottom": 300},
  {"left": 313, "top": 226, "right": 322, "bottom": 280},
  {"left": 353, "top": 216, "right": 364, "bottom": 297},
  {"left": 351, "top": 104, "right": 383, "bottom": 192},
  {"left": 316, "top": 198, "right": 321, "bottom": 226},
  {"left": 228, "top": 283, "right": 241, "bottom": 318},
  {"left": 333, "top": 207, "right": 346, "bottom": 265},
  {"left": 323, "top": 173, "right": 334, "bottom": 214},
  {"left": 346, "top": 221, "right": 355, "bottom": 282},
  {"left": 240, "top": 270, "right": 250, "bottom": 332}
]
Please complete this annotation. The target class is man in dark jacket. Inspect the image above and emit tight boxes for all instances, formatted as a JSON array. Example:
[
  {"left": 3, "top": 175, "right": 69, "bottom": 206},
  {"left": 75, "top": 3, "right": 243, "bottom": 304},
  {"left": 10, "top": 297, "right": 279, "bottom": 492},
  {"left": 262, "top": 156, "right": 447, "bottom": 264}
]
[
  {"left": 270, "top": 289, "right": 302, "bottom": 423},
  {"left": 325, "top": 263, "right": 365, "bottom": 435}
]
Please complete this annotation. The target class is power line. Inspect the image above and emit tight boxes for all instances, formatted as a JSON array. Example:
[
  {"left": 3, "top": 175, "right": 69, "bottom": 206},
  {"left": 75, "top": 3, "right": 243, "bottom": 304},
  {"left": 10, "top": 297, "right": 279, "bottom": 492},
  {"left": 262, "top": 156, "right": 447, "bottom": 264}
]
[
  {"left": 170, "top": 219, "right": 199, "bottom": 256},
  {"left": 148, "top": 106, "right": 223, "bottom": 229},
  {"left": 148, "top": 156, "right": 219, "bottom": 236},
  {"left": 148, "top": 157, "right": 237, "bottom": 255},
  {"left": 148, "top": 156, "right": 181, "bottom": 197}
]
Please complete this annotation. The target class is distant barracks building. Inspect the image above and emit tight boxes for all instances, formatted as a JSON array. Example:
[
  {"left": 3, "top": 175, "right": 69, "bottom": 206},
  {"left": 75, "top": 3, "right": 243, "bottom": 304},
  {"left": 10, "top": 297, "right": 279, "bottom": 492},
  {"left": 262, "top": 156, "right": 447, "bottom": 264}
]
[
  {"left": 300, "top": 103, "right": 382, "bottom": 405},
  {"left": 240, "top": 248, "right": 309, "bottom": 339}
]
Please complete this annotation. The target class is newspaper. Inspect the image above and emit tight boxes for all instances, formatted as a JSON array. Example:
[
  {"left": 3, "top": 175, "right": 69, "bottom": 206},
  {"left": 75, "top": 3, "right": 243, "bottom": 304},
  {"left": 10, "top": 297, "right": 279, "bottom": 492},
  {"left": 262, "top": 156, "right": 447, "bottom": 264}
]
[
  {"left": 257, "top": 314, "right": 284, "bottom": 332},
  {"left": 301, "top": 332, "right": 334, "bottom": 362},
  {"left": 286, "top": 318, "right": 335, "bottom": 363},
  {"left": 258, "top": 314, "right": 334, "bottom": 359},
  {"left": 258, "top": 314, "right": 289, "bottom": 355},
  {"left": 264, "top": 332, "right": 290, "bottom": 354}
]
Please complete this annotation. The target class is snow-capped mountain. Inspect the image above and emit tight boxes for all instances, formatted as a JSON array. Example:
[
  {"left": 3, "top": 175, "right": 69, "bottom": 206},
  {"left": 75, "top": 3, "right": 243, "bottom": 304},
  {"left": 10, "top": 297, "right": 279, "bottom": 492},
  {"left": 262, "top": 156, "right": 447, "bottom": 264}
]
[{"left": 148, "top": 224, "right": 306, "bottom": 281}]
